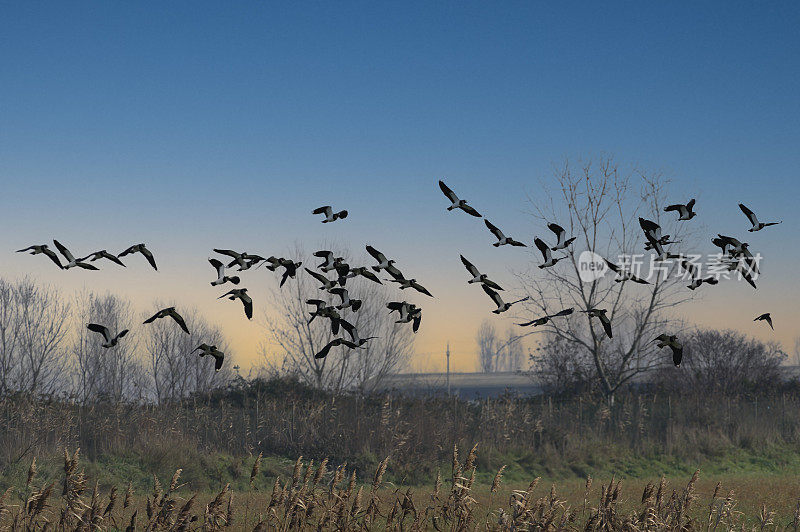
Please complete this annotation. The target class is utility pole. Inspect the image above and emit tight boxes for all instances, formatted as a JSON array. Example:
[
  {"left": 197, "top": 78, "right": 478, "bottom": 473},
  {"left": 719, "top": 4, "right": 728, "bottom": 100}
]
[{"left": 446, "top": 342, "right": 451, "bottom": 396}]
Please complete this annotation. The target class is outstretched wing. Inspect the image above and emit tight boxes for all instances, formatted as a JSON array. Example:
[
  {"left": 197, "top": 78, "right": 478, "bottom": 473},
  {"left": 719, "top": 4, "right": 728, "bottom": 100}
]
[
  {"left": 339, "top": 319, "right": 357, "bottom": 342},
  {"left": 438, "top": 180, "right": 458, "bottom": 203},
  {"left": 143, "top": 310, "right": 161, "bottom": 324},
  {"left": 460, "top": 255, "right": 479, "bottom": 277},
  {"left": 482, "top": 284, "right": 503, "bottom": 307},
  {"left": 484, "top": 219, "right": 503, "bottom": 239},
  {"left": 460, "top": 204, "right": 482, "bottom": 217},
  {"left": 140, "top": 246, "right": 158, "bottom": 270},
  {"left": 534, "top": 238, "right": 551, "bottom": 261},
  {"left": 87, "top": 323, "right": 111, "bottom": 342},
  {"left": 315, "top": 338, "right": 340, "bottom": 359},
  {"left": 169, "top": 309, "right": 190, "bottom": 334},
  {"left": 365, "top": 245, "right": 387, "bottom": 264},
  {"left": 313, "top": 205, "right": 332, "bottom": 216},
  {"left": 552, "top": 308, "right": 574, "bottom": 317},
  {"left": 53, "top": 239, "right": 75, "bottom": 262},
  {"left": 738, "top": 203, "right": 758, "bottom": 226},
  {"left": 598, "top": 313, "right": 613, "bottom": 339},
  {"left": 305, "top": 268, "right": 331, "bottom": 286}
]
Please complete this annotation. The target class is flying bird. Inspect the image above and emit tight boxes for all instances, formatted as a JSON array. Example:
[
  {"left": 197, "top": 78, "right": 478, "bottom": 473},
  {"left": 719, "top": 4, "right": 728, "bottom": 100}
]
[
  {"left": 277, "top": 259, "right": 302, "bottom": 287},
  {"left": 213, "top": 249, "right": 248, "bottom": 270},
  {"left": 739, "top": 204, "right": 781, "bottom": 232},
  {"left": 87, "top": 323, "right": 129, "bottom": 348},
  {"left": 547, "top": 223, "right": 576, "bottom": 250},
  {"left": 481, "top": 285, "right": 528, "bottom": 314},
  {"left": 79, "top": 250, "right": 126, "bottom": 267},
  {"left": 387, "top": 302, "right": 422, "bottom": 332},
  {"left": 460, "top": 255, "right": 504, "bottom": 290},
  {"left": 143, "top": 307, "right": 190, "bottom": 334},
  {"left": 313, "top": 205, "right": 348, "bottom": 223},
  {"left": 438, "top": 180, "right": 482, "bottom": 217},
  {"left": 604, "top": 259, "right": 650, "bottom": 284},
  {"left": 209, "top": 258, "right": 241, "bottom": 286},
  {"left": 366, "top": 245, "right": 397, "bottom": 273},
  {"left": 517, "top": 308, "right": 574, "bottom": 327},
  {"left": 338, "top": 319, "right": 377, "bottom": 346},
  {"left": 313, "top": 251, "right": 341, "bottom": 272},
  {"left": 305, "top": 268, "right": 338, "bottom": 291},
  {"left": 534, "top": 238, "right": 565, "bottom": 268},
  {"left": 343, "top": 266, "right": 382, "bottom": 285},
  {"left": 119, "top": 244, "right": 157, "bottom": 271},
  {"left": 387, "top": 276, "right": 434, "bottom": 297},
  {"left": 218, "top": 288, "right": 253, "bottom": 320},
  {"left": 306, "top": 299, "right": 334, "bottom": 324},
  {"left": 192, "top": 343, "right": 225, "bottom": 371},
  {"left": 582, "top": 308, "right": 612, "bottom": 339},
  {"left": 52, "top": 240, "right": 99, "bottom": 270},
  {"left": 680, "top": 260, "right": 720, "bottom": 290},
  {"left": 16, "top": 245, "right": 64, "bottom": 269},
  {"left": 653, "top": 334, "right": 683, "bottom": 367},
  {"left": 329, "top": 287, "right": 363, "bottom": 311},
  {"left": 314, "top": 337, "right": 361, "bottom": 359},
  {"left": 664, "top": 199, "right": 697, "bottom": 221},
  {"left": 484, "top": 220, "right": 526, "bottom": 247},
  {"left": 754, "top": 312, "right": 774, "bottom": 330}
]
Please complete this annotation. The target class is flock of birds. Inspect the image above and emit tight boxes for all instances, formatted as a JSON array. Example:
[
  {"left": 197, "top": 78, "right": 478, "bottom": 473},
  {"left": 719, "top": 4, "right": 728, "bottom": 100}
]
[{"left": 15, "top": 183, "right": 782, "bottom": 371}]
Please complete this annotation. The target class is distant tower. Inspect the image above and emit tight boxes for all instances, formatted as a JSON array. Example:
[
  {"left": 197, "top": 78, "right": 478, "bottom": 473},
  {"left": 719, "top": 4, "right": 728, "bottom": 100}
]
[{"left": 446, "top": 342, "right": 451, "bottom": 396}]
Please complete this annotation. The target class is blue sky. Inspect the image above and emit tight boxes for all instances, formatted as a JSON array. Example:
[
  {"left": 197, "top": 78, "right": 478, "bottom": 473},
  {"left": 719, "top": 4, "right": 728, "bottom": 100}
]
[{"left": 2, "top": 1, "right": 798, "bottom": 368}]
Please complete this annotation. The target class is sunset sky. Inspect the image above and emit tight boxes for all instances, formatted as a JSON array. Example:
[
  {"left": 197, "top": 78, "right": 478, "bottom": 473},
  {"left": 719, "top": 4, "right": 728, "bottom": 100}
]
[{"left": 2, "top": 2, "right": 799, "bottom": 371}]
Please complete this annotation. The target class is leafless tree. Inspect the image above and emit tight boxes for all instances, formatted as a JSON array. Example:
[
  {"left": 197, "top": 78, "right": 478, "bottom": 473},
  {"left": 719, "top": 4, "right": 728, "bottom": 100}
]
[
  {"left": 519, "top": 156, "right": 695, "bottom": 404},
  {"left": 656, "top": 328, "right": 785, "bottom": 394},
  {"left": 793, "top": 336, "right": 800, "bottom": 367},
  {"left": 0, "top": 277, "right": 71, "bottom": 396},
  {"left": 143, "top": 303, "right": 232, "bottom": 403},
  {"left": 71, "top": 291, "right": 144, "bottom": 403},
  {"left": 476, "top": 319, "right": 498, "bottom": 372},
  {"left": 261, "top": 246, "right": 413, "bottom": 393}
]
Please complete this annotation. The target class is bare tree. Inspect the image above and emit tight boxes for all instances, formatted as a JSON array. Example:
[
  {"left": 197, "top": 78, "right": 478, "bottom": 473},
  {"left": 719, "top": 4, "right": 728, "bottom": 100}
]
[
  {"left": 71, "top": 291, "right": 144, "bottom": 403},
  {"left": 656, "top": 328, "right": 785, "bottom": 394},
  {"left": 0, "top": 277, "right": 71, "bottom": 396},
  {"left": 520, "top": 156, "right": 694, "bottom": 404},
  {"left": 143, "top": 303, "right": 232, "bottom": 403},
  {"left": 794, "top": 336, "right": 800, "bottom": 367},
  {"left": 261, "top": 246, "right": 413, "bottom": 393},
  {"left": 476, "top": 319, "right": 498, "bottom": 372}
]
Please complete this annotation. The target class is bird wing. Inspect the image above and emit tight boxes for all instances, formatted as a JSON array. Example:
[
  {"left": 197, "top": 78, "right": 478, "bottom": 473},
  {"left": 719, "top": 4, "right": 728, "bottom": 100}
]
[
  {"left": 547, "top": 223, "right": 566, "bottom": 246},
  {"left": 534, "top": 238, "right": 551, "bottom": 261},
  {"left": 739, "top": 203, "right": 758, "bottom": 226},
  {"left": 169, "top": 309, "right": 190, "bottom": 334},
  {"left": 671, "top": 345, "right": 683, "bottom": 367},
  {"left": 140, "top": 247, "right": 157, "bottom": 270},
  {"left": 53, "top": 239, "right": 75, "bottom": 262},
  {"left": 387, "top": 302, "right": 404, "bottom": 311},
  {"left": 553, "top": 308, "right": 574, "bottom": 317},
  {"left": 212, "top": 352, "right": 224, "bottom": 370},
  {"left": 664, "top": 204, "right": 683, "bottom": 212},
  {"left": 687, "top": 198, "right": 696, "bottom": 210},
  {"left": 315, "top": 339, "right": 339, "bottom": 359},
  {"left": 460, "top": 255, "right": 480, "bottom": 277},
  {"left": 103, "top": 251, "right": 126, "bottom": 266},
  {"left": 604, "top": 259, "right": 621, "bottom": 273},
  {"left": 42, "top": 248, "right": 64, "bottom": 269},
  {"left": 313, "top": 205, "right": 332, "bottom": 216},
  {"left": 438, "top": 180, "right": 458, "bottom": 202},
  {"left": 16, "top": 246, "right": 36, "bottom": 252},
  {"left": 598, "top": 313, "right": 613, "bottom": 339},
  {"left": 217, "top": 289, "right": 236, "bottom": 299},
  {"left": 240, "top": 293, "right": 253, "bottom": 319},
  {"left": 305, "top": 268, "right": 331, "bottom": 286},
  {"left": 460, "top": 204, "right": 482, "bottom": 217},
  {"left": 119, "top": 244, "right": 138, "bottom": 257},
  {"left": 143, "top": 310, "right": 161, "bottom": 324},
  {"left": 680, "top": 260, "right": 698, "bottom": 278},
  {"left": 339, "top": 319, "right": 357, "bottom": 341},
  {"left": 359, "top": 269, "right": 382, "bottom": 284},
  {"left": 115, "top": 329, "right": 130, "bottom": 341},
  {"left": 87, "top": 323, "right": 111, "bottom": 342},
  {"left": 209, "top": 258, "right": 225, "bottom": 275},
  {"left": 76, "top": 262, "right": 100, "bottom": 270},
  {"left": 412, "top": 313, "right": 421, "bottom": 333},
  {"left": 766, "top": 315, "right": 774, "bottom": 330},
  {"left": 483, "top": 278, "right": 504, "bottom": 291},
  {"left": 365, "top": 245, "right": 387, "bottom": 264},
  {"left": 482, "top": 285, "right": 503, "bottom": 307},
  {"left": 329, "top": 287, "right": 346, "bottom": 300},
  {"left": 386, "top": 264, "right": 405, "bottom": 281},
  {"left": 313, "top": 250, "right": 333, "bottom": 260},
  {"left": 484, "top": 219, "right": 504, "bottom": 239},
  {"left": 411, "top": 281, "right": 433, "bottom": 297}
]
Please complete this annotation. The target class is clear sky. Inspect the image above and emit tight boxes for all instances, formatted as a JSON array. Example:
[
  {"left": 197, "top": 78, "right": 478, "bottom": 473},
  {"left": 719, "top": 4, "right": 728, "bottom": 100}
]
[{"left": 2, "top": 1, "right": 799, "bottom": 370}]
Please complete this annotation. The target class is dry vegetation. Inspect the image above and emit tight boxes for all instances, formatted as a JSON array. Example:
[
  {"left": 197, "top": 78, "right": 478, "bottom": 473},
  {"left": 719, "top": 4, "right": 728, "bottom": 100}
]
[{"left": 3, "top": 445, "right": 800, "bottom": 531}]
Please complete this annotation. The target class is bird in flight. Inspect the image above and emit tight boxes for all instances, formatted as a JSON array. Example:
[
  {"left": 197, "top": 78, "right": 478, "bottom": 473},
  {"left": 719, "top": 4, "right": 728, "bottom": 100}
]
[
  {"left": 753, "top": 312, "right": 774, "bottom": 330},
  {"left": 314, "top": 337, "right": 361, "bottom": 359},
  {"left": 387, "top": 301, "right": 422, "bottom": 333},
  {"left": 277, "top": 259, "right": 302, "bottom": 287},
  {"left": 484, "top": 220, "right": 526, "bottom": 247},
  {"left": 79, "top": 250, "right": 126, "bottom": 267},
  {"left": 52, "top": 240, "right": 99, "bottom": 270},
  {"left": 438, "top": 180, "right": 482, "bottom": 217},
  {"left": 534, "top": 238, "right": 565, "bottom": 268},
  {"left": 306, "top": 299, "right": 335, "bottom": 324},
  {"left": 739, "top": 204, "right": 781, "bottom": 232},
  {"left": 143, "top": 306, "right": 190, "bottom": 334},
  {"left": 653, "top": 334, "right": 683, "bottom": 367},
  {"left": 604, "top": 259, "right": 649, "bottom": 284},
  {"left": 517, "top": 308, "right": 573, "bottom": 327},
  {"left": 209, "top": 258, "right": 241, "bottom": 286},
  {"left": 119, "top": 243, "right": 158, "bottom": 271},
  {"left": 329, "top": 287, "right": 363, "bottom": 311},
  {"left": 192, "top": 343, "right": 225, "bottom": 371},
  {"left": 547, "top": 223, "right": 576, "bottom": 250},
  {"left": 16, "top": 244, "right": 64, "bottom": 269},
  {"left": 680, "top": 260, "right": 720, "bottom": 290},
  {"left": 482, "top": 285, "right": 528, "bottom": 314},
  {"left": 313, "top": 205, "right": 348, "bottom": 223},
  {"left": 313, "top": 251, "right": 342, "bottom": 272},
  {"left": 460, "top": 255, "right": 504, "bottom": 291},
  {"left": 338, "top": 319, "right": 378, "bottom": 346},
  {"left": 664, "top": 199, "right": 697, "bottom": 221},
  {"left": 342, "top": 266, "right": 382, "bottom": 285},
  {"left": 305, "top": 268, "right": 338, "bottom": 291},
  {"left": 387, "top": 276, "right": 434, "bottom": 297},
  {"left": 582, "top": 308, "right": 612, "bottom": 339},
  {"left": 87, "top": 323, "right": 130, "bottom": 348},
  {"left": 218, "top": 288, "right": 253, "bottom": 320}
]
